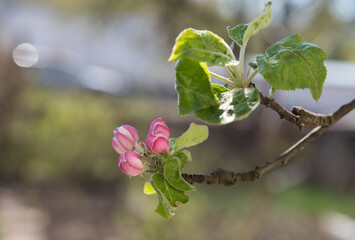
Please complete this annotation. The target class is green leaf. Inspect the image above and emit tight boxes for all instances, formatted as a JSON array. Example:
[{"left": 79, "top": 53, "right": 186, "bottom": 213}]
[
  {"left": 243, "top": 2, "right": 272, "bottom": 46},
  {"left": 182, "top": 150, "right": 192, "bottom": 161},
  {"left": 181, "top": 150, "right": 192, "bottom": 163},
  {"left": 169, "top": 138, "right": 177, "bottom": 151},
  {"left": 227, "top": 2, "right": 272, "bottom": 47},
  {"left": 196, "top": 88, "right": 260, "bottom": 124},
  {"left": 152, "top": 173, "right": 189, "bottom": 208},
  {"left": 227, "top": 24, "right": 248, "bottom": 47},
  {"left": 144, "top": 182, "right": 156, "bottom": 195},
  {"left": 169, "top": 28, "right": 237, "bottom": 66},
  {"left": 175, "top": 59, "right": 219, "bottom": 115},
  {"left": 249, "top": 62, "right": 258, "bottom": 70},
  {"left": 164, "top": 156, "right": 195, "bottom": 192},
  {"left": 174, "top": 123, "right": 209, "bottom": 152},
  {"left": 211, "top": 84, "right": 230, "bottom": 99},
  {"left": 256, "top": 34, "right": 328, "bottom": 101},
  {"left": 173, "top": 151, "right": 190, "bottom": 169},
  {"left": 154, "top": 185, "right": 174, "bottom": 219},
  {"left": 269, "top": 87, "right": 276, "bottom": 96}
]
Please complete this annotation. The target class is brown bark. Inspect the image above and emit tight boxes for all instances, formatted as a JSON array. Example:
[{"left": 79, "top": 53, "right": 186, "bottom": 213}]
[{"left": 182, "top": 98, "right": 355, "bottom": 186}]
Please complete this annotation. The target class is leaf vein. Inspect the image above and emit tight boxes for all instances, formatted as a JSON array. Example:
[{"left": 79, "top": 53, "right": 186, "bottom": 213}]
[{"left": 284, "top": 49, "right": 319, "bottom": 94}]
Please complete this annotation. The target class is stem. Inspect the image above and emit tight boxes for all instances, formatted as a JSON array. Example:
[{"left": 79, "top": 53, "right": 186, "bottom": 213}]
[
  {"left": 239, "top": 45, "right": 246, "bottom": 84},
  {"left": 245, "top": 69, "right": 258, "bottom": 86},
  {"left": 226, "top": 65, "right": 244, "bottom": 87},
  {"left": 182, "top": 98, "right": 355, "bottom": 186},
  {"left": 210, "top": 71, "right": 236, "bottom": 86}
]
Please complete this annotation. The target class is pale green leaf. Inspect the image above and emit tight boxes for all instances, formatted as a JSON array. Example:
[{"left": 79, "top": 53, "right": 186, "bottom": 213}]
[
  {"left": 243, "top": 2, "right": 272, "bottom": 46},
  {"left": 256, "top": 34, "right": 328, "bottom": 101},
  {"left": 181, "top": 150, "right": 192, "bottom": 162},
  {"left": 169, "top": 28, "right": 237, "bottom": 66},
  {"left": 174, "top": 123, "right": 209, "bottom": 152},
  {"left": 175, "top": 59, "right": 219, "bottom": 115}
]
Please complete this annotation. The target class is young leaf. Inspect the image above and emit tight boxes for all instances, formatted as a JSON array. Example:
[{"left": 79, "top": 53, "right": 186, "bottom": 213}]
[
  {"left": 256, "top": 34, "right": 328, "bottom": 101},
  {"left": 175, "top": 59, "right": 219, "bottom": 115},
  {"left": 174, "top": 123, "right": 209, "bottom": 152},
  {"left": 169, "top": 28, "right": 237, "bottom": 66},
  {"left": 227, "top": 2, "right": 272, "bottom": 80},
  {"left": 196, "top": 88, "right": 260, "bottom": 124},
  {"left": 227, "top": 2, "right": 272, "bottom": 48},
  {"left": 227, "top": 24, "right": 248, "bottom": 47},
  {"left": 182, "top": 150, "right": 192, "bottom": 162},
  {"left": 243, "top": 2, "right": 272, "bottom": 46},
  {"left": 152, "top": 173, "right": 189, "bottom": 207},
  {"left": 248, "top": 62, "right": 258, "bottom": 70},
  {"left": 169, "top": 138, "right": 177, "bottom": 151},
  {"left": 153, "top": 185, "right": 174, "bottom": 219},
  {"left": 173, "top": 151, "right": 190, "bottom": 169},
  {"left": 164, "top": 156, "right": 195, "bottom": 192},
  {"left": 144, "top": 182, "right": 156, "bottom": 195}
]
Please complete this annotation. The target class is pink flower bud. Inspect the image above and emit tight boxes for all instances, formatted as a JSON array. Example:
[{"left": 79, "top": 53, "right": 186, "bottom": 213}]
[
  {"left": 146, "top": 130, "right": 170, "bottom": 153},
  {"left": 112, "top": 125, "right": 139, "bottom": 154},
  {"left": 118, "top": 151, "right": 143, "bottom": 176},
  {"left": 149, "top": 118, "right": 170, "bottom": 140}
]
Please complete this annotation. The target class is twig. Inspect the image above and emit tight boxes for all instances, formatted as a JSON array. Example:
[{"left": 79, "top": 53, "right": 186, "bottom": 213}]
[
  {"left": 259, "top": 93, "right": 345, "bottom": 130},
  {"left": 182, "top": 98, "right": 355, "bottom": 186}
]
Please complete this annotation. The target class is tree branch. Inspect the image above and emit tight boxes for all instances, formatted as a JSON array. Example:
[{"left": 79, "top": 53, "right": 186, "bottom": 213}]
[
  {"left": 259, "top": 93, "right": 342, "bottom": 130},
  {"left": 182, "top": 98, "right": 355, "bottom": 186}
]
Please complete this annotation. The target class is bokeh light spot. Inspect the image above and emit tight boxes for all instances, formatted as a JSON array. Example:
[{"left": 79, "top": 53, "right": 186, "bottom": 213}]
[{"left": 12, "top": 43, "right": 39, "bottom": 68}]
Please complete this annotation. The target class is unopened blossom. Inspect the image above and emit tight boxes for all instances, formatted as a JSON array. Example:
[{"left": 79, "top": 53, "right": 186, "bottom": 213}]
[
  {"left": 146, "top": 130, "right": 170, "bottom": 153},
  {"left": 149, "top": 118, "right": 170, "bottom": 140},
  {"left": 112, "top": 125, "right": 139, "bottom": 154},
  {"left": 118, "top": 151, "right": 143, "bottom": 176}
]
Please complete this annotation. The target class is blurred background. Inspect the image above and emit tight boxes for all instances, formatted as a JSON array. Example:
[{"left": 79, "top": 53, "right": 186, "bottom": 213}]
[{"left": 1, "top": 0, "right": 355, "bottom": 239}]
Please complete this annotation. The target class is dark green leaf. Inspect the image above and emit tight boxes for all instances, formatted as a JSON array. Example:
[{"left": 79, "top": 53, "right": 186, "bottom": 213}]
[
  {"left": 196, "top": 88, "right": 260, "bottom": 124},
  {"left": 173, "top": 150, "right": 191, "bottom": 169},
  {"left": 175, "top": 59, "right": 219, "bottom": 115},
  {"left": 256, "top": 34, "right": 328, "bottom": 101},
  {"left": 152, "top": 173, "right": 189, "bottom": 207},
  {"left": 174, "top": 123, "right": 208, "bottom": 152},
  {"left": 227, "top": 24, "right": 248, "bottom": 47},
  {"left": 153, "top": 183, "right": 174, "bottom": 219},
  {"left": 164, "top": 156, "right": 195, "bottom": 192},
  {"left": 169, "top": 28, "right": 237, "bottom": 66},
  {"left": 249, "top": 62, "right": 258, "bottom": 70}
]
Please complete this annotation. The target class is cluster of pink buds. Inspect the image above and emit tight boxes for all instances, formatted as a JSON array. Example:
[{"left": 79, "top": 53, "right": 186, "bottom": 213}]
[{"left": 112, "top": 118, "right": 171, "bottom": 176}]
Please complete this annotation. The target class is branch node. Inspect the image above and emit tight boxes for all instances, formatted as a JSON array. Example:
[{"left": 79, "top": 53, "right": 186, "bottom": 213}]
[{"left": 298, "top": 123, "right": 305, "bottom": 131}]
